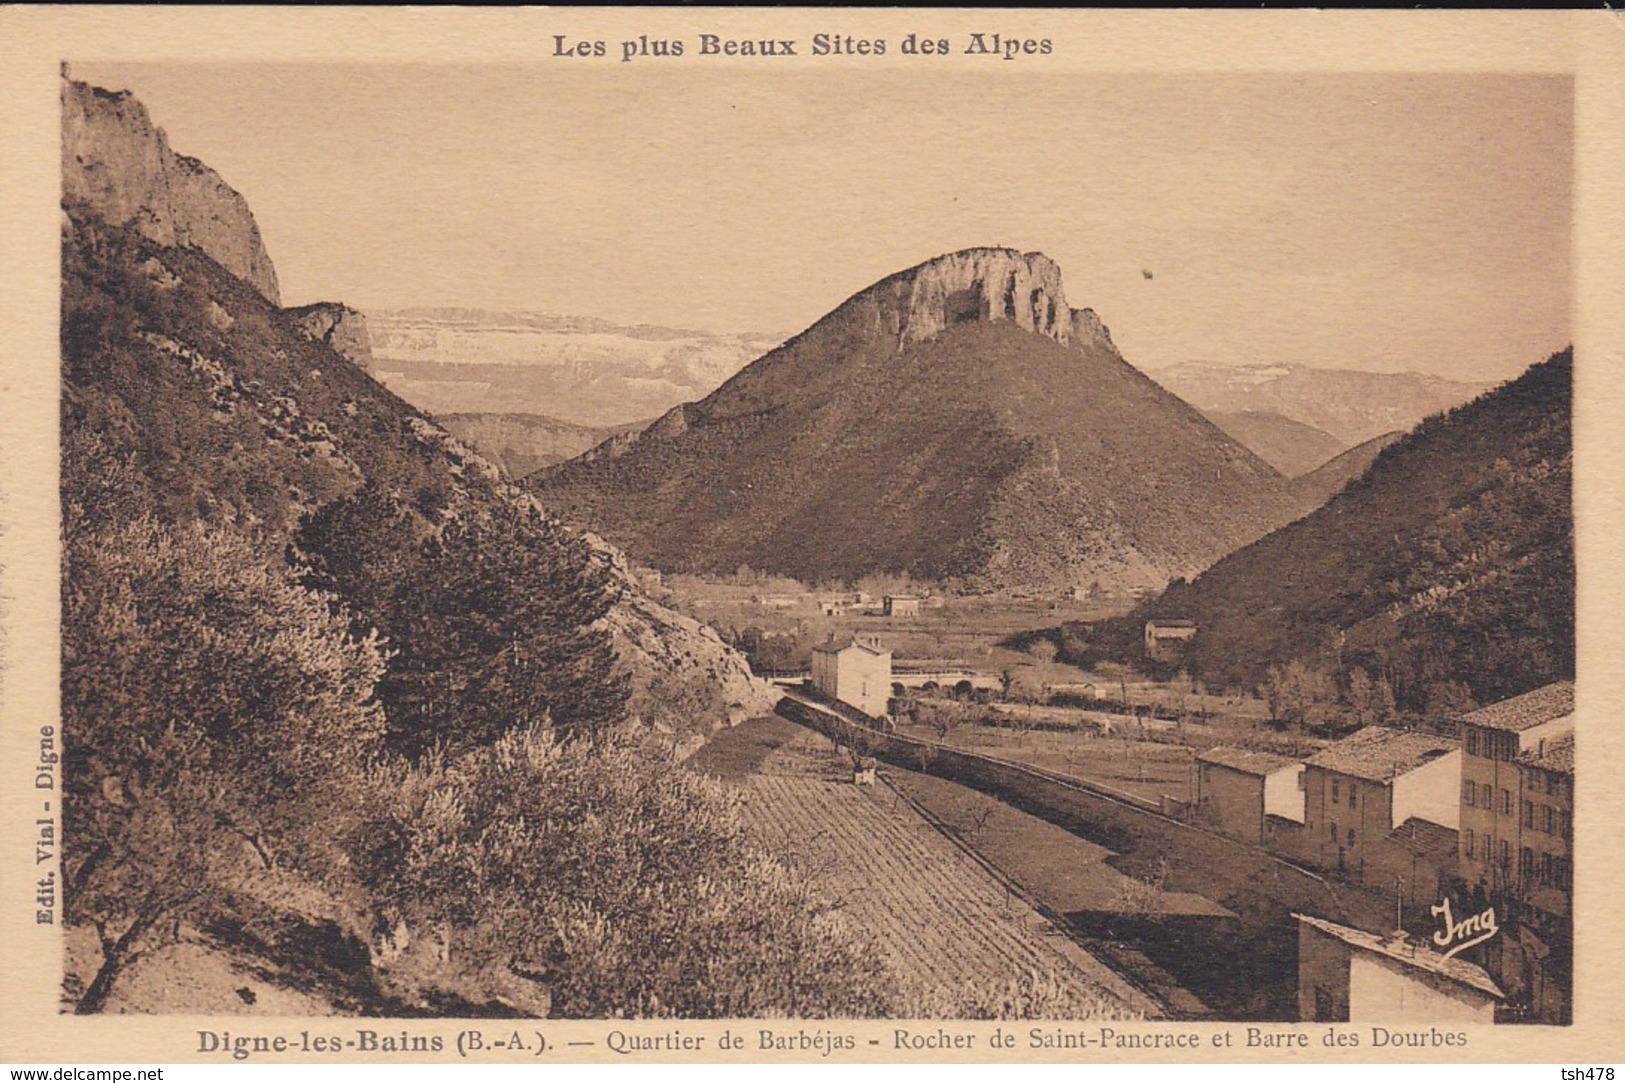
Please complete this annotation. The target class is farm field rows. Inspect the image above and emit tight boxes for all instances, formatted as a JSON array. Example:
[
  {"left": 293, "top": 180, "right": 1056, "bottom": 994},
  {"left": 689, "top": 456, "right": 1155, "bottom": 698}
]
[{"left": 691, "top": 718, "right": 1153, "bottom": 1018}]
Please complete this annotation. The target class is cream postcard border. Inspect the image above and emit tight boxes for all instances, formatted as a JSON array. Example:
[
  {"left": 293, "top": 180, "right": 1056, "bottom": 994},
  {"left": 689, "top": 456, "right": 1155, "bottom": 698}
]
[{"left": 2, "top": 6, "right": 1622, "bottom": 1065}]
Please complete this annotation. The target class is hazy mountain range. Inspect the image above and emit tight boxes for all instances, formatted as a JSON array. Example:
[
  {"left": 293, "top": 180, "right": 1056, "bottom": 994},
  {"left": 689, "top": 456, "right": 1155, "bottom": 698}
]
[
  {"left": 1151, "top": 360, "right": 1489, "bottom": 447},
  {"left": 365, "top": 308, "right": 781, "bottom": 428}
]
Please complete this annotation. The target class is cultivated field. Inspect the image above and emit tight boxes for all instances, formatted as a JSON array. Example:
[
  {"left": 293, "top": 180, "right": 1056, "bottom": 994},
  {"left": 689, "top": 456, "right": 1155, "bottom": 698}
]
[{"left": 689, "top": 718, "right": 1155, "bottom": 1019}]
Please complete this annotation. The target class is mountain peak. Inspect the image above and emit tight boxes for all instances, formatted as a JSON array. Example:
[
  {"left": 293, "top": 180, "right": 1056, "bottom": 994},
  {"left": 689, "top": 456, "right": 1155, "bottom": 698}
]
[{"left": 846, "top": 247, "right": 1076, "bottom": 351}]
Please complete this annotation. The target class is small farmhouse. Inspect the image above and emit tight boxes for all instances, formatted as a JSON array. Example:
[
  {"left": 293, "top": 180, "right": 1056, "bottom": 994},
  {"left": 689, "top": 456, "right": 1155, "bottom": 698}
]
[
  {"left": 810, "top": 636, "right": 893, "bottom": 719},
  {"left": 1143, "top": 619, "right": 1196, "bottom": 664},
  {"left": 1193, "top": 746, "right": 1304, "bottom": 845},
  {"left": 1295, "top": 914, "right": 1502, "bottom": 1023},
  {"left": 883, "top": 595, "right": 921, "bottom": 617}
]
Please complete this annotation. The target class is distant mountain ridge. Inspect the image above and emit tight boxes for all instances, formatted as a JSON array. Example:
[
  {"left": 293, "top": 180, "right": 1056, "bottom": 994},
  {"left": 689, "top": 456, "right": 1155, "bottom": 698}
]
[
  {"left": 1151, "top": 361, "right": 1489, "bottom": 446},
  {"left": 366, "top": 308, "right": 781, "bottom": 427},
  {"left": 1202, "top": 410, "right": 1347, "bottom": 478},
  {"left": 1287, "top": 430, "right": 1404, "bottom": 512},
  {"left": 533, "top": 248, "right": 1301, "bottom": 593}
]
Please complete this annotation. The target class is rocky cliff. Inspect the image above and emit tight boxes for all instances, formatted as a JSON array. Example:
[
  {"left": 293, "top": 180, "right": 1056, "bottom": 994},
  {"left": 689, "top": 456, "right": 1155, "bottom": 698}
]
[
  {"left": 62, "top": 74, "right": 776, "bottom": 739},
  {"left": 857, "top": 248, "right": 1075, "bottom": 349},
  {"left": 287, "top": 302, "right": 374, "bottom": 369},
  {"left": 62, "top": 77, "right": 281, "bottom": 304}
]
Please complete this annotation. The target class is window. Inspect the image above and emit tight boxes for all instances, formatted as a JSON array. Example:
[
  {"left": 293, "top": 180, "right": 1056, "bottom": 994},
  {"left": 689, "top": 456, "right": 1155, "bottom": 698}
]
[
  {"left": 1523, "top": 800, "right": 1535, "bottom": 828},
  {"left": 1521, "top": 848, "right": 1535, "bottom": 878},
  {"left": 1540, "top": 853, "right": 1554, "bottom": 887},
  {"left": 1467, "top": 730, "right": 1480, "bottom": 755},
  {"left": 1546, "top": 773, "right": 1558, "bottom": 796},
  {"left": 1501, "top": 789, "right": 1512, "bottom": 815},
  {"left": 1463, "top": 780, "right": 1476, "bottom": 806},
  {"left": 1544, "top": 806, "right": 1556, "bottom": 834},
  {"left": 1348, "top": 783, "right": 1357, "bottom": 809},
  {"left": 1464, "top": 828, "right": 1475, "bottom": 856},
  {"left": 1346, "top": 828, "right": 1356, "bottom": 848},
  {"left": 1481, "top": 783, "right": 1493, "bottom": 808},
  {"left": 1331, "top": 778, "right": 1340, "bottom": 802},
  {"left": 1482, "top": 835, "right": 1492, "bottom": 861},
  {"left": 1329, "top": 821, "right": 1338, "bottom": 840},
  {"left": 1499, "top": 839, "right": 1511, "bottom": 867}
]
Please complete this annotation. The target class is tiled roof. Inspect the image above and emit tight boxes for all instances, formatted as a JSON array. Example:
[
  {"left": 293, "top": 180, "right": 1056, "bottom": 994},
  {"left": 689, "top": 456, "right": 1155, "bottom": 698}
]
[
  {"left": 1516, "top": 731, "right": 1575, "bottom": 775},
  {"left": 812, "top": 636, "right": 890, "bottom": 657},
  {"left": 1460, "top": 681, "right": 1574, "bottom": 733},
  {"left": 1306, "top": 726, "right": 1459, "bottom": 783},
  {"left": 1387, "top": 816, "right": 1459, "bottom": 856},
  {"left": 1294, "top": 914, "right": 1503, "bottom": 999},
  {"left": 1197, "top": 746, "right": 1301, "bottom": 776}
]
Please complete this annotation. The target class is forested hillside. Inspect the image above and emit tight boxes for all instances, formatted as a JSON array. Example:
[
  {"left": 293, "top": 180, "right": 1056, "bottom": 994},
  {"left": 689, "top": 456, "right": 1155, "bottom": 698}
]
[{"left": 1117, "top": 350, "right": 1572, "bottom": 716}]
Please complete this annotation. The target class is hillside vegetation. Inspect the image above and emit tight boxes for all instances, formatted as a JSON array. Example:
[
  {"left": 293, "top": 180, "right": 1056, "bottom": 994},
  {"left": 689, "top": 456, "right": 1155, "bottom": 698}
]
[
  {"left": 58, "top": 202, "right": 851, "bottom": 1014},
  {"left": 1114, "top": 350, "right": 1573, "bottom": 714}
]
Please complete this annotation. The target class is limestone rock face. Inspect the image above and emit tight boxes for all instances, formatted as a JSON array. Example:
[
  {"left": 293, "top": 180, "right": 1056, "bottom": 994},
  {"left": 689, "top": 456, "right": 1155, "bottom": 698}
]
[
  {"left": 61, "top": 78, "right": 281, "bottom": 304},
  {"left": 288, "top": 302, "right": 374, "bottom": 370},
  {"left": 1070, "top": 307, "right": 1118, "bottom": 356},
  {"left": 848, "top": 248, "right": 1075, "bottom": 350}
]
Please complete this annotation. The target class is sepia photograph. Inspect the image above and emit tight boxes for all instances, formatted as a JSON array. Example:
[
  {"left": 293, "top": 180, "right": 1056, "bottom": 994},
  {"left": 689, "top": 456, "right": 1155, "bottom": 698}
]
[{"left": 3, "top": 6, "right": 1623, "bottom": 1070}]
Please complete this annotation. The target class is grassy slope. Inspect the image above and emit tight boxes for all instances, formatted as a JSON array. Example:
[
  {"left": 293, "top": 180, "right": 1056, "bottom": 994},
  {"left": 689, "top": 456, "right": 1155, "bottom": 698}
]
[{"left": 1203, "top": 409, "right": 1348, "bottom": 477}]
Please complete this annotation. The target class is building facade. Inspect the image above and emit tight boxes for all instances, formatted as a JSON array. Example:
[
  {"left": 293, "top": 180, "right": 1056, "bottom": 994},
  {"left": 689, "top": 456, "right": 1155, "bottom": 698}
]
[
  {"left": 882, "top": 595, "right": 921, "bottom": 617},
  {"left": 1302, "top": 727, "right": 1461, "bottom": 883},
  {"left": 1457, "top": 682, "right": 1573, "bottom": 900},
  {"left": 1454, "top": 681, "right": 1574, "bottom": 1024},
  {"left": 809, "top": 637, "right": 893, "bottom": 719},
  {"left": 1295, "top": 914, "right": 1501, "bottom": 1024},
  {"left": 1193, "top": 746, "right": 1304, "bottom": 845}
]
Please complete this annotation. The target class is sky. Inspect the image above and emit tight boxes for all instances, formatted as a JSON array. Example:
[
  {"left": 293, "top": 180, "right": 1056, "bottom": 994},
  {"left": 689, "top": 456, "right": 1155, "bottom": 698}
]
[{"left": 73, "top": 63, "right": 1572, "bottom": 383}]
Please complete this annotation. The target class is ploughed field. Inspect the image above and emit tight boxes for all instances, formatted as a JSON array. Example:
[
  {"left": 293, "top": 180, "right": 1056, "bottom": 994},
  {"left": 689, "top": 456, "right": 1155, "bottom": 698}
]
[{"left": 688, "top": 717, "right": 1151, "bottom": 1018}]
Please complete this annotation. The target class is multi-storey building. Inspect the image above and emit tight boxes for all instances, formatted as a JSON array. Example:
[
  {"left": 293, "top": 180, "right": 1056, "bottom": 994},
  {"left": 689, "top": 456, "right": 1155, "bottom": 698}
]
[
  {"left": 809, "top": 636, "right": 892, "bottom": 719},
  {"left": 1302, "top": 726, "right": 1461, "bottom": 883},
  {"left": 1457, "top": 681, "right": 1573, "bottom": 899},
  {"left": 1454, "top": 681, "right": 1574, "bottom": 1024}
]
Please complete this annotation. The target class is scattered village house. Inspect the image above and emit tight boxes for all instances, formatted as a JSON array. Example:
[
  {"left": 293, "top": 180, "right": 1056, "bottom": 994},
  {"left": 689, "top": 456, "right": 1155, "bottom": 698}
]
[
  {"left": 1294, "top": 914, "right": 1502, "bottom": 1024},
  {"left": 809, "top": 635, "right": 893, "bottom": 720},
  {"left": 1193, "top": 746, "right": 1304, "bottom": 845},
  {"left": 882, "top": 595, "right": 921, "bottom": 618},
  {"left": 1143, "top": 619, "right": 1196, "bottom": 664},
  {"left": 1455, "top": 680, "right": 1574, "bottom": 1023},
  {"left": 1300, "top": 726, "right": 1461, "bottom": 903}
]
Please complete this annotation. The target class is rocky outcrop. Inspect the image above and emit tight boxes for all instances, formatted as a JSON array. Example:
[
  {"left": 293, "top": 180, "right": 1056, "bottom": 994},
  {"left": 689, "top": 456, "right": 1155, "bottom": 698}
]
[
  {"left": 287, "top": 302, "right": 374, "bottom": 370},
  {"left": 61, "top": 77, "right": 281, "bottom": 304},
  {"left": 1070, "top": 307, "right": 1118, "bottom": 356},
  {"left": 841, "top": 248, "right": 1074, "bottom": 350},
  {"left": 580, "top": 531, "right": 780, "bottom": 727}
]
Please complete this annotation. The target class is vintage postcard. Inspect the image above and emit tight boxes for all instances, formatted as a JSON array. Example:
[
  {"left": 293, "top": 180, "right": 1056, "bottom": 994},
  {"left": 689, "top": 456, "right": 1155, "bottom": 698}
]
[{"left": 2, "top": 6, "right": 1623, "bottom": 1068}]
